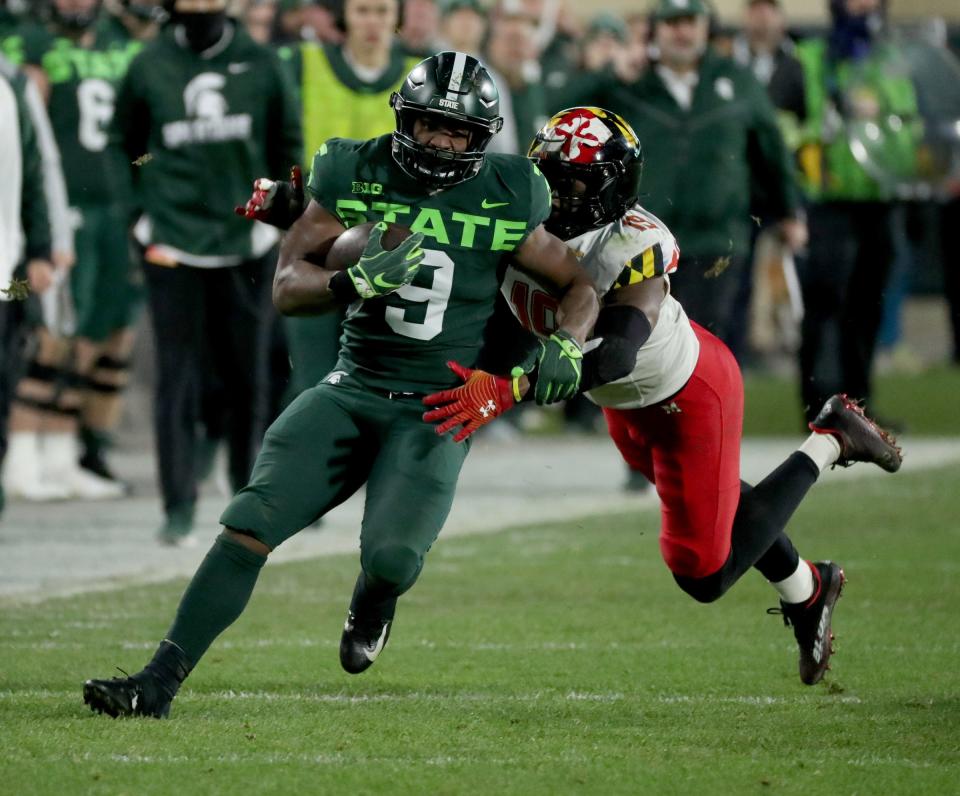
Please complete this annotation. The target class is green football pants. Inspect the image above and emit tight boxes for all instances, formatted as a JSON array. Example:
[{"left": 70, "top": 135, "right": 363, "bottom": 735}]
[
  {"left": 70, "top": 203, "right": 141, "bottom": 341},
  {"left": 220, "top": 375, "right": 470, "bottom": 592}
]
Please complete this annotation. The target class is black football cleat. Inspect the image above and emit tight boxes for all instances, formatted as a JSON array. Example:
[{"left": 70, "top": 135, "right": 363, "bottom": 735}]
[
  {"left": 809, "top": 394, "right": 903, "bottom": 473},
  {"left": 339, "top": 612, "right": 392, "bottom": 674},
  {"left": 771, "top": 561, "right": 845, "bottom": 686},
  {"left": 83, "top": 670, "right": 172, "bottom": 718}
]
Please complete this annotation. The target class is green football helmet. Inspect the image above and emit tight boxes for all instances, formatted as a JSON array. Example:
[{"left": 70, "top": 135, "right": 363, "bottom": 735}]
[{"left": 390, "top": 51, "right": 504, "bottom": 188}]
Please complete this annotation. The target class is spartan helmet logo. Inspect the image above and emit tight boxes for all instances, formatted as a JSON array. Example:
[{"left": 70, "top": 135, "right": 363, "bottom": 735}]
[
  {"left": 183, "top": 73, "right": 228, "bottom": 120},
  {"left": 552, "top": 110, "right": 613, "bottom": 163}
]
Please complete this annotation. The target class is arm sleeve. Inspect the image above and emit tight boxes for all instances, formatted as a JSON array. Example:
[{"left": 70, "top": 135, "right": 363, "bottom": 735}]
[
  {"left": 305, "top": 138, "right": 345, "bottom": 216},
  {"left": 265, "top": 53, "right": 304, "bottom": 179},
  {"left": 16, "top": 76, "right": 51, "bottom": 261},
  {"left": 111, "top": 57, "right": 150, "bottom": 172},
  {"left": 611, "top": 241, "right": 678, "bottom": 289},
  {"left": 22, "top": 77, "right": 72, "bottom": 257},
  {"left": 745, "top": 71, "right": 802, "bottom": 221},
  {"left": 524, "top": 163, "right": 553, "bottom": 235}
]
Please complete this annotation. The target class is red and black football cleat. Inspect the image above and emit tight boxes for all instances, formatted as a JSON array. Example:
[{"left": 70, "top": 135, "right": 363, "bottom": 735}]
[
  {"left": 809, "top": 394, "right": 903, "bottom": 473},
  {"left": 770, "top": 561, "right": 845, "bottom": 686}
]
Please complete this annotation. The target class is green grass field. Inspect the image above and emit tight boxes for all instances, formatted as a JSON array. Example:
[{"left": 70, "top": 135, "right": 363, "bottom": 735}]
[
  {"left": 742, "top": 366, "right": 960, "bottom": 436},
  {"left": 3, "top": 463, "right": 959, "bottom": 795}
]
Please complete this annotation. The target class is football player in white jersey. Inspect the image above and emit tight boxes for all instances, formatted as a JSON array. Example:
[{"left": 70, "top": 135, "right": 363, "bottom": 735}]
[{"left": 422, "top": 107, "right": 903, "bottom": 686}]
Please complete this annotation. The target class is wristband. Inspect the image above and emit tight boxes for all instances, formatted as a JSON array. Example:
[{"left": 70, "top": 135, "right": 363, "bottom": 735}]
[
  {"left": 329, "top": 269, "right": 360, "bottom": 304},
  {"left": 510, "top": 366, "right": 524, "bottom": 403}
]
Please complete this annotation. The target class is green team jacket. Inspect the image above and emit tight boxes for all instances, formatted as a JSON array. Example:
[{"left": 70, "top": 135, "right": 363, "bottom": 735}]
[
  {"left": 0, "top": 57, "right": 51, "bottom": 262},
  {"left": 795, "top": 38, "right": 920, "bottom": 202},
  {"left": 584, "top": 50, "right": 801, "bottom": 260},
  {"left": 112, "top": 22, "right": 302, "bottom": 261}
]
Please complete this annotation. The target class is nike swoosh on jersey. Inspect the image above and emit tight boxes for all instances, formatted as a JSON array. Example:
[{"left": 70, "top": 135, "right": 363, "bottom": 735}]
[
  {"left": 481, "top": 199, "right": 510, "bottom": 209},
  {"left": 227, "top": 62, "right": 250, "bottom": 74}
]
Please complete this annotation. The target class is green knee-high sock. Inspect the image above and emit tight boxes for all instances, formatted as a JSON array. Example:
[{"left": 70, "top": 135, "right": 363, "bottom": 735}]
[{"left": 163, "top": 534, "right": 267, "bottom": 668}]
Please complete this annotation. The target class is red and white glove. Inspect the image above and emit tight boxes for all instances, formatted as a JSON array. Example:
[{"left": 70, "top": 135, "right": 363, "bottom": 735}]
[
  {"left": 422, "top": 361, "right": 517, "bottom": 442},
  {"left": 234, "top": 165, "right": 304, "bottom": 228}
]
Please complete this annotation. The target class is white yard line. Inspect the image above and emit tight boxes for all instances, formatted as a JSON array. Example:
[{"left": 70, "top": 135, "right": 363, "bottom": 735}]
[{"left": 1, "top": 436, "right": 958, "bottom": 603}]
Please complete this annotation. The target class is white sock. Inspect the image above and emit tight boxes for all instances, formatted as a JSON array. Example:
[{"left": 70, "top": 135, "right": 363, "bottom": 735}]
[
  {"left": 798, "top": 432, "right": 842, "bottom": 474},
  {"left": 771, "top": 559, "right": 816, "bottom": 605}
]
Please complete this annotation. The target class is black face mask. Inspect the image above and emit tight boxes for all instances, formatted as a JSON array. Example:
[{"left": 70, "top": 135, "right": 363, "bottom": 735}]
[{"left": 177, "top": 11, "right": 226, "bottom": 51}]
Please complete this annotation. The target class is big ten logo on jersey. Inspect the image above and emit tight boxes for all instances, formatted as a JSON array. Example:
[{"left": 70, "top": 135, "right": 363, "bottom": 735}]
[
  {"left": 352, "top": 181, "right": 383, "bottom": 196},
  {"left": 162, "top": 72, "right": 252, "bottom": 149},
  {"left": 506, "top": 270, "right": 559, "bottom": 338},
  {"left": 335, "top": 198, "right": 530, "bottom": 253}
]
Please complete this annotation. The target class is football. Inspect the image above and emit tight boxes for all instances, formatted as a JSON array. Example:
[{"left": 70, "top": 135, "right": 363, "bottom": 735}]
[{"left": 325, "top": 222, "right": 413, "bottom": 271}]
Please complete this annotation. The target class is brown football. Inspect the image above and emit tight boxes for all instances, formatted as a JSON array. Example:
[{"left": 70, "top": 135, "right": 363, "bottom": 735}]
[{"left": 325, "top": 222, "right": 413, "bottom": 271}]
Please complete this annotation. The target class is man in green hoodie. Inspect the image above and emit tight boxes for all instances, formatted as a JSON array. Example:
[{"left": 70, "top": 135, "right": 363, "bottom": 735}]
[
  {"left": 114, "top": 0, "right": 302, "bottom": 542},
  {"left": 581, "top": 0, "right": 806, "bottom": 353}
]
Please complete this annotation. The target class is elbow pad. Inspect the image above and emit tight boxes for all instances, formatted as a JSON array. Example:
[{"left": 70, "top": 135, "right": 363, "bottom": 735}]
[{"left": 580, "top": 305, "right": 652, "bottom": 392}]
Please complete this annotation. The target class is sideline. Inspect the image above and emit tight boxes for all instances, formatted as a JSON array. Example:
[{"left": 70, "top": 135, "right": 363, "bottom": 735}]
[{"left": 2, "top": 436, "right": 957, "bottom": 603}]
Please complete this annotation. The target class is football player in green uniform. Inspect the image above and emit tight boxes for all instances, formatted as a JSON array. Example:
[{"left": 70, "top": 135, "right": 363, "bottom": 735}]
[
  {"left": 83, "top": 51, "right": 599, "bottom": 718},
  {"left": 5, "top": 0, "right": 144, "bottom": 497}
]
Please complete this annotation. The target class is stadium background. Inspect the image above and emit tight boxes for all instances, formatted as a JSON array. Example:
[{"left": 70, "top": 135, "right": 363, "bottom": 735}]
[{"left": 1, "top": 0, "right": 959, "bottom": 791}]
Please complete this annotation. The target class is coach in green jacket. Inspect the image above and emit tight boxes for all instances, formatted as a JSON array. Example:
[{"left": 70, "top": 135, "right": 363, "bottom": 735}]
[{"left": 587, "top": 0, "right": 804, "bottom": 348}]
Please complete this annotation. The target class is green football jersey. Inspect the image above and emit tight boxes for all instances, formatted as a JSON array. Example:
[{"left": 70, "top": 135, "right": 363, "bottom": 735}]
[
  {"left": 23, "top": 23, "right": 141, "bottom": 206},
  {"left": 307, "top": 135, "right": 552, "bottom": 393}
]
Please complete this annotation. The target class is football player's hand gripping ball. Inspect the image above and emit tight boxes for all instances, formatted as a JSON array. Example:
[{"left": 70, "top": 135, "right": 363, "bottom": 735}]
[
  {"left": 234, "top": 165, "right": 304, "bottom": 229},
  {"left": 423, "top": 362, "right": 519, "bottom": 442},
  {"left": 348, "top": 222, "right": 426, "bottom": 300},
  {"left": 534, "top": 330, "right": 583, "bottom": 404}
]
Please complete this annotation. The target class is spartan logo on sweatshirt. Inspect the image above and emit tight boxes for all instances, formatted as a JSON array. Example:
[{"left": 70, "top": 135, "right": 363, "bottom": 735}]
[{"left": 162, "top": 73, "right": 252, "bottom": 148}]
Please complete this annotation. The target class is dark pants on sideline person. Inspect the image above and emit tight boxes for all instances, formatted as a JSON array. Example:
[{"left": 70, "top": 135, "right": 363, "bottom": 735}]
[
  {"left": 941, "top": 197, "right": 960, "bottom": 365},
  {"left": 798, "top": 201, "right": 895, "bottom": 421},
  {"left": 668, "top": 252, "right": 748, "bottom": 349},
  {"left": 143, "top": 255, "right": 274, "bottom": 517},
  {"left": 0, "top": 298, "right": 27, "bottom": 479}
]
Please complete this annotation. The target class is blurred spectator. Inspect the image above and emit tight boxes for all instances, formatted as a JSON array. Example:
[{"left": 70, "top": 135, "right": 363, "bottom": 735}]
[
  {"left": 581, "top": 12, "right": 628, "bottom": 73},
  {"left": 437, "top": 0, "right": 485, "bottom": 57},
  {"left": 101, "top": 0, "right": 165, "bottom": 41},
  {"left": 582, "top": 0, "right": 805, "bottom": 351},
  {"left": 399, "top": 0, "right": 440, "bottom": 56},
  {"left": 276, "top": 0, "right": 342, "bottom": 44},
  {"left": 437, "top": 0, "right": 518, "bottom": 156},
  {"left": 729, "top": 0, "right": 807, "bottom": 365},
  {"left": 521, "top": 0, "right": 581, "bottom": 111},
  {"left": 625, "top": 9, "right": 649, "bottom": 49},
  {"left": 733, "top": 0, "right": 805, "bottom": 122},
  {"left": 0, "top": 55, "right": 54, "bottom": 513},
  {"left": 942, "top": 32, "right": 960, "bottom": 365},
  {"left": 283, "top": 0, "right": 417, "bottom": 397},
  {"left": 485, "top": 5, "right": 547, "bottom": 154},
  {"left": 793, "top": 0, "right": 920, "bottom": 420},
  {"left": 2, "top": 0, "right": 147, "bottom": 500},
  {"left": 113, "top": 0, "right": 301, "bottom": 543},
  {"left": 245, "top": 0, "right": 277, "bottom": 43}
]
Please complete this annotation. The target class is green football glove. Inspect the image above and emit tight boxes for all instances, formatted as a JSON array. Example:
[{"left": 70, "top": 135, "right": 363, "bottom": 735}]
[
  {"left": 534, "top": 330, "right": 583, "bottom": 405},
  {"left": 347, "top": 223, "right": 426, "bottom": 300}
]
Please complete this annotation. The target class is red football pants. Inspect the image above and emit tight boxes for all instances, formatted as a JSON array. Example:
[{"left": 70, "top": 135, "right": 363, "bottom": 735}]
[{"left": 602, "top": 323, "right": 744, "bottom": 579}]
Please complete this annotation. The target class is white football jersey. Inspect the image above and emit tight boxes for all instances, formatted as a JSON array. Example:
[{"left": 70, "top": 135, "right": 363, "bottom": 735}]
[{"left": 501, "top": 204, "right": 700, "bottom": 409}]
